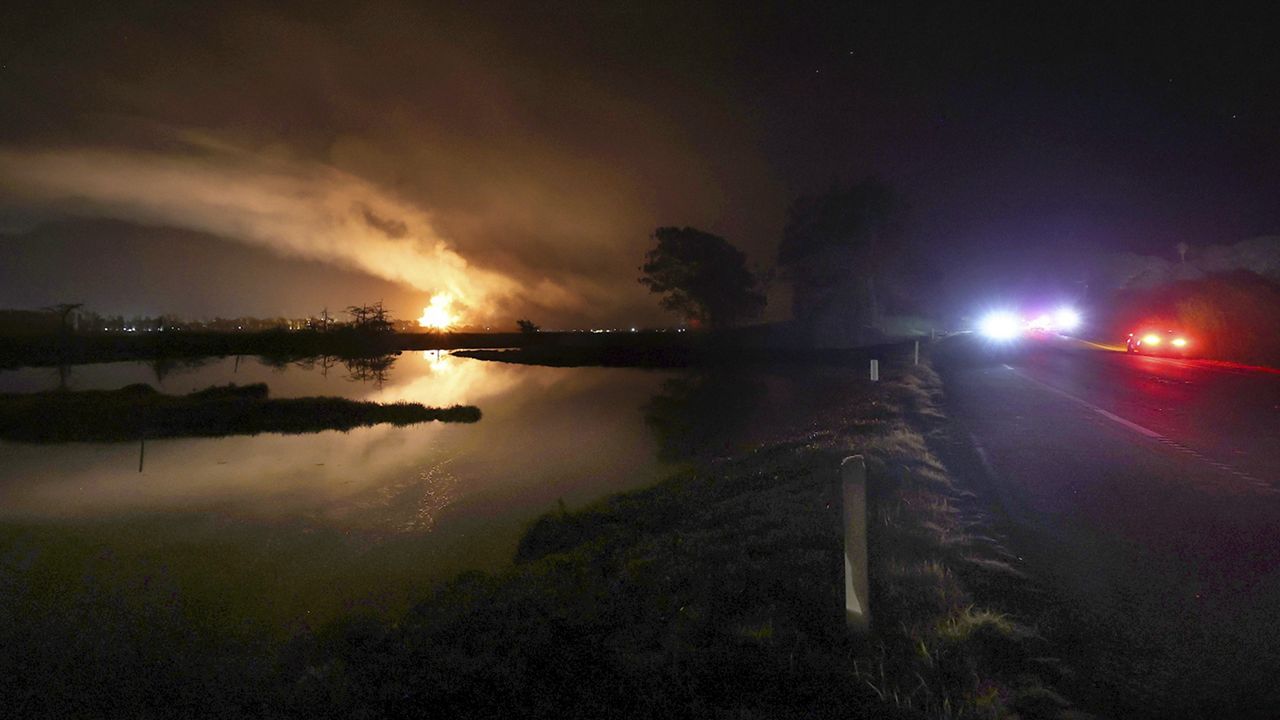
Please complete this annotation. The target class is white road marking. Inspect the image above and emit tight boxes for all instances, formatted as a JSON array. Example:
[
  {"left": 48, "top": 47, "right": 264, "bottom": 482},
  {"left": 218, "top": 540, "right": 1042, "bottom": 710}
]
[
  {"left": 1002, "top": 364, "right": 1160, "bottom": 438},
  {"left": 1001, "top": 364, "right": 1275, "bottom": 492}
]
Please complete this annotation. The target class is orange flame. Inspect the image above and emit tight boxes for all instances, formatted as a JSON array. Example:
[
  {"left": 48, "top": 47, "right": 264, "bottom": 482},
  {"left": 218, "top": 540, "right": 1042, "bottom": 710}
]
[{"left": 417, "top": 293, "right": 455, "bottom": 330}]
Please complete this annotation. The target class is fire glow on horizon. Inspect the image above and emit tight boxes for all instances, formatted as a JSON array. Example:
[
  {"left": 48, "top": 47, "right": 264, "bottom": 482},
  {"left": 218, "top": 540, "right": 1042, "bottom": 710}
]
[{"left": 418, "top": 293, "right": 456, "bottom": 330}]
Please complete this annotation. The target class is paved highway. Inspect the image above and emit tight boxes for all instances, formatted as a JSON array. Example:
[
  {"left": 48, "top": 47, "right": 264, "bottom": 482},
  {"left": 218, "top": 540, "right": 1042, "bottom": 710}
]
[{"left": 935, "top": 335, "right": 1280, "bottom": 719}]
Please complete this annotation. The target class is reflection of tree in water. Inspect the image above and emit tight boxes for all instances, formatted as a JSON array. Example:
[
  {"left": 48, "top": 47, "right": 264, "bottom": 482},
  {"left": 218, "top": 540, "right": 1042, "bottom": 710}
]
[
  {"left": 317, "top": 355, "right": 338, "bottom": 378},
  {"left": 642, "top": 371, "right": 767, "bottom": 462},
  {"left": 256, "top": 354, "right": 292, "bottom": 373},
  {"left": 275, "top": 354, "right": 340, "bottom": 379},
  {"left": 149, "top": 356, "right": 212, "bottom": 384},
  {"left": 51, "top": 356, "right": 215, "bottom": 391},
  {"left": 274, "top": 354, "right": 328, "bottom": 374},
  {"left": 344, "top": 354, "right": 398, "bottom": 387},
  {"left": 52, "top": 363, "right": 72, "bottom": 391}
]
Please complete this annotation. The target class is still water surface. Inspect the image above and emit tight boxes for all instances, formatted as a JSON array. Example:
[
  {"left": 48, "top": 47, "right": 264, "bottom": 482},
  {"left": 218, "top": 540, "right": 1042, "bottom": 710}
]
[{"left": 0, "top": 352, "right": 684, "bottom": 632}]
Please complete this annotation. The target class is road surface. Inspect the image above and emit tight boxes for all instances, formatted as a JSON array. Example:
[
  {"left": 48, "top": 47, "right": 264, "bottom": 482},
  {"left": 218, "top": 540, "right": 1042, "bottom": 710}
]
[{"left": 935, "top": 335, "right": 1280, "bottom": 719}]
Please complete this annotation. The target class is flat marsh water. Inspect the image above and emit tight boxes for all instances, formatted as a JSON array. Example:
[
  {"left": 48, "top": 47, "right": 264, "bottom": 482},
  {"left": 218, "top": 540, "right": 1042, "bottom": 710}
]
[{"left": 0, "top": 352, "right": 684, "bottom": 634}]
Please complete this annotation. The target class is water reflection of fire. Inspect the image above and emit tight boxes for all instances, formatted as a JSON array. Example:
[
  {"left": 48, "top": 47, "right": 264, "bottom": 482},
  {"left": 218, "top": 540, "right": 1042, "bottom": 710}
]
[
  {"left": 328, "top": 460, "right": 459, "bottom": 533},
  {"left": 422, "top": 349, "right": 451, "bottom": 371},
  {"left": 404, "top": 462, "right": 459, "bottom": 533},
  {"left": 378, "top": 348, "right": 528, "bottom": 409}
]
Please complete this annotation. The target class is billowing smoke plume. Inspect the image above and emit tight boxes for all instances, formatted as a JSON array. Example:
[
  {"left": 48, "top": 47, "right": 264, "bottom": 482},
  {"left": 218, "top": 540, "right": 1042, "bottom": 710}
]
[{"left": 0, "top": 140, "right": 520, "bottom": 315}]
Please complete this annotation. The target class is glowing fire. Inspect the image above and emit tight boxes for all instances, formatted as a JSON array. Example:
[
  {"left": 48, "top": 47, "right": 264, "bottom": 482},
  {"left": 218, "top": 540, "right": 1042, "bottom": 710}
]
[{"left": 418, "top": 293, "right": 456, "bottom": 330}]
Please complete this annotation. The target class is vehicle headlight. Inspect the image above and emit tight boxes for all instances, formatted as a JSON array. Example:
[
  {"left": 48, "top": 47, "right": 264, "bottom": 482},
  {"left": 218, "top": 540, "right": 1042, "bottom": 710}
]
[
  {"left": 979, "top": 311, "right": 1022, "bottom": 340},
  {"left": 1172, "top": 337, "right": 1187, "bottom": 347},
  {"left": 1054, "top": 308, "right": 1081, "bottom": 332},
  {"left": 1143, "top": 334, "right": 1162, "bottom": 345}
]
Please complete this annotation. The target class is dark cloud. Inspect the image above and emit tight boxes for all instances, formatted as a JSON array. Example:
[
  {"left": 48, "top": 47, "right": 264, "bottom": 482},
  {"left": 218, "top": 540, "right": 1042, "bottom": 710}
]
[{"left": 358, "top": 205, "right": 408, "bottom": 240}]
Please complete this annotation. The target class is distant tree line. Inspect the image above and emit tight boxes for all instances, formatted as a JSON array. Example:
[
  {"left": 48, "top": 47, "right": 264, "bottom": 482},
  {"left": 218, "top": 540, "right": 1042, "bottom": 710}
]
[
  {"left": 638, "top": 176, "right": 909, "bottom": 344},
  {"left": 0, "top": 301, "right": 420, "bottom": 337}
]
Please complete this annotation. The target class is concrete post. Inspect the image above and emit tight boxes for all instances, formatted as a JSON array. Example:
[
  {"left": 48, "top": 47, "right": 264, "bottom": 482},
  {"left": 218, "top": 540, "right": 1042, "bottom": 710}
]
[
  {"left": 914, "top": 340, "right": 920, "bottom": 366},
  {"left": 842, "top": 455, "right": 870, "bottom": 633},
  {"left": 870, "top": 359, "right": 879, "bottom": 382}
]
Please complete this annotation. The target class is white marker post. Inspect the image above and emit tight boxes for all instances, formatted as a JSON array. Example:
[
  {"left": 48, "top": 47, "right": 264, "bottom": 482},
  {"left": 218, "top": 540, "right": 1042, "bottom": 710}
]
[
  {"left": 842, "top": 455, "right": 870, "bottom": 633},
  {"left": 914, "top": 340, "right": 920, "bottom": 366},
  {"left": 869, "top": 359, "right": 879, "bottom": 382}
]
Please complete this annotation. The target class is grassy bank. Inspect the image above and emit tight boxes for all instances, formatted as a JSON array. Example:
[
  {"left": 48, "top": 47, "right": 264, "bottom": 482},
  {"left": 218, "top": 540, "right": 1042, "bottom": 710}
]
[
  {"left": 0, "top": 383, "right": 480, "bottom": 443},
  {"left": 276, "top": 362, "right": 1079, "bottom": 719}
]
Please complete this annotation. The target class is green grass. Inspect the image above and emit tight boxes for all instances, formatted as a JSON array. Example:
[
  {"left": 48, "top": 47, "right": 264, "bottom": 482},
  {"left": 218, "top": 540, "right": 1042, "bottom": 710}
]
[{"left": 0, "top": 382, "right": 480, "bottom": 442}]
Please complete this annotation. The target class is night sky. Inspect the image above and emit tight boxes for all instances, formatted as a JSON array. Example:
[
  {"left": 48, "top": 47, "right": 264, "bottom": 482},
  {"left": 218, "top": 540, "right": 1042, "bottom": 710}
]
[{"left": 2, "top": 1, "right": 1277, "bottom": 326}]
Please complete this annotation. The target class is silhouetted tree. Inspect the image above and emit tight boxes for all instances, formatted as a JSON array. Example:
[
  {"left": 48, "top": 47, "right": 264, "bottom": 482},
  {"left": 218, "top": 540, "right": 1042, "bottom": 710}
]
[
  {"left": 517, "top": 319, "right": 540, "bottom": 333},
  {"left": 345, "top": 302, "right": 394, "bottom": 333},
  {"left": 43, "top": 302, "right": 83, "bottom": 335},
  {"left": 778, "top": 178, "right": 903, "bottom": 338},
  {"left": 639, "top": 227, "right": 765, "bottom": 329},
  {"left": 77, "top": 309, "right": 104, "bottom": 333},
  {"left": 346, "top": 304, "right": 370, "bottom": 327}
]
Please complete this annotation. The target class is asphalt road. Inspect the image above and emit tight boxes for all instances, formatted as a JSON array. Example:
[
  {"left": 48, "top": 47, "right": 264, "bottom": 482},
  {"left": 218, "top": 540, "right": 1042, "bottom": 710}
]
[{"left": 935, "top": 335, "right": 1280, "bottom": 719}]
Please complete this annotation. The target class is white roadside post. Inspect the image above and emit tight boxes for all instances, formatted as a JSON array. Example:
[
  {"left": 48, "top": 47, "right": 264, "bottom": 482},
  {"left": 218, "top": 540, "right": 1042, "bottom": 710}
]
[
  {"left": 870, "top": 359, "right": 879, "bottom": 382},
  {"left": 914, "top": 340, "right": 920, "bottom": 366},
  {"left": 842, "top": 455, "right": 870, "bottom": 633}
]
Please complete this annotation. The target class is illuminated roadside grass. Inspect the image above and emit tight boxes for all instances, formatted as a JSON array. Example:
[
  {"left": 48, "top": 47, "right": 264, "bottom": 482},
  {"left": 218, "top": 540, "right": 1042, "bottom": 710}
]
[
  {"left": 0, "top": 382, "right": 480, "bottom": 443},
  {"left": 285, "top": 362, "right": 1081, "bottom": 720}
]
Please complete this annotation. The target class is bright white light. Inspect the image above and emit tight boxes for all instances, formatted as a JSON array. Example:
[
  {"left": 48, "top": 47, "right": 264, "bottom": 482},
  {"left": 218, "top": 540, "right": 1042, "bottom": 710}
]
[
  {"left": 1054, "top": 307, "right": 1081, "bottom": 332},
  {"left": 421, "top": 349, "right": 452, "bottom": 371},
  {"left": 1143, "top": 334, "right": 1162, "bottom": 345},
  {"left": 979, "top": 311, "right": 1022, "bottom": 340},
  {"left": 417, "top": 293, "right": 455, "bottom": 330},
  {"left": 1172, "top": 337, "right": 1187, "bottom": 347}
]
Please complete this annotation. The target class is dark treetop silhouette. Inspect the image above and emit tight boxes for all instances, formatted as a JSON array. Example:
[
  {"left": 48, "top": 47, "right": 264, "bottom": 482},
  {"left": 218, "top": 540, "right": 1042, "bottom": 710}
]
[{"left": 639, "top": 226, "right": 766, "bottom": 330}]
